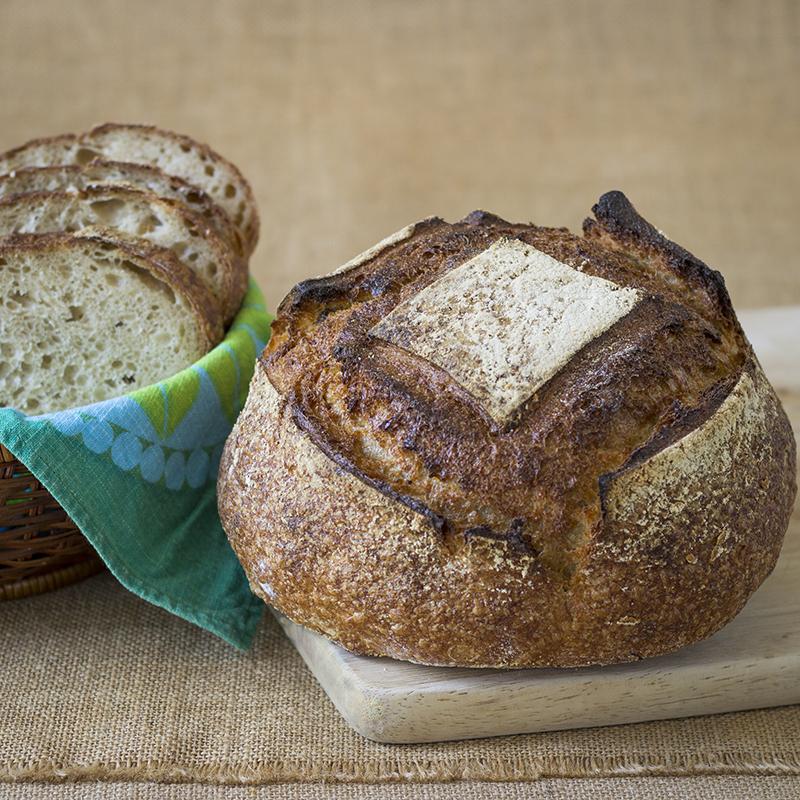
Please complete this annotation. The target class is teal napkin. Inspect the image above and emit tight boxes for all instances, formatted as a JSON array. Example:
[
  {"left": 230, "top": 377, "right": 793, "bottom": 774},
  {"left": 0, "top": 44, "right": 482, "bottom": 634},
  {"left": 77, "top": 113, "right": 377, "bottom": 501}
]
[{"left": 0, "top": 281, "right": 272, "bottom": 648}]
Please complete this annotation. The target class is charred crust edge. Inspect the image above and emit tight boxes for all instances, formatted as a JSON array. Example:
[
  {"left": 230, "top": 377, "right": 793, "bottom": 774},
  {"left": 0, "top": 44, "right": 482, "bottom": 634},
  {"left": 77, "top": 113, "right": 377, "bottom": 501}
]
[
  {"left": 287, "top": 388, "right": 448, "bottom": 534},
  {"left": 583, "top": 190, "right": 737, "bottom": 324},
  {"left": 458, "top": 209, "right": 513, "bottom": 227},
  {"left": 278, "top": 217, "right": 446, "bottom": 315}
]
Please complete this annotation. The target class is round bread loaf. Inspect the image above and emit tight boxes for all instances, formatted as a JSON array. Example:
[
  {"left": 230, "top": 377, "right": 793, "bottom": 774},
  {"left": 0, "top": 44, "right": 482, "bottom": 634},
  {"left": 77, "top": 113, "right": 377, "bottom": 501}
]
[{"left": 218, "top": 191, "right": 797, "bottom": 668}]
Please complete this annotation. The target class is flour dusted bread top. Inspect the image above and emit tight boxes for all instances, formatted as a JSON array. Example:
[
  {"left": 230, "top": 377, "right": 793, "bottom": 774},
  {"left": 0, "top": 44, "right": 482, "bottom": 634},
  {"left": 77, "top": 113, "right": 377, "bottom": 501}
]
[
  {"left": 219, "top": 192, "right": 796, "bottom": 668},
  {"left": 264, "top": 204, "right": 749, "bottom": 551},
  {"left": 371, "top": 237, "right": 643, "bottom": 426}
]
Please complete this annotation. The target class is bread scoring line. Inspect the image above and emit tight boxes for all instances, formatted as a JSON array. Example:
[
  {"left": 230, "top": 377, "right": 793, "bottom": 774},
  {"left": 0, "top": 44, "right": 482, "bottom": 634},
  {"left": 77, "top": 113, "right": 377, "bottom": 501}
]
[{"left": 369, "top": 237, "right": 643, "bottom": 425}]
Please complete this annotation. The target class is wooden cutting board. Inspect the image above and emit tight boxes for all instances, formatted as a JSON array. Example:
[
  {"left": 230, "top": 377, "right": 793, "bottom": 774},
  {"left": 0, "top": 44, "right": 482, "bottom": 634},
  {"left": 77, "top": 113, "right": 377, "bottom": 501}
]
[{"left": 276, "top": 307, "right": 800, "bottom": 744}]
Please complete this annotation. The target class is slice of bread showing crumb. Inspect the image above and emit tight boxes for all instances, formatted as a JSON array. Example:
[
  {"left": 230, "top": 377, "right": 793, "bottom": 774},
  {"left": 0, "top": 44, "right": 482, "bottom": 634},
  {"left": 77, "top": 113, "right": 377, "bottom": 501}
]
[
  {"left": 0, "top": 185, "right": 245, "bottom": 323},
  {"left": 0, "top": 161, "right": 246, "bottom": 259},
  {"left": 0, "top": 232, "right": 222, "bottom": 415},
  {"left": 0, "top": 124, "right": 259, "bottom": 255}
]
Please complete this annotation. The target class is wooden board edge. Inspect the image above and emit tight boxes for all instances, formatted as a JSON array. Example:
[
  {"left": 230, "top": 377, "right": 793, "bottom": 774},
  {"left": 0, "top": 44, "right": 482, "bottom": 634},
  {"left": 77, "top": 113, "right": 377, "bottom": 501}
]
[
  {"left": 274, "top": 611, "right": 390, "bottom": 741},
  {"left": 276, "top": 607, "right": 800, "bottom": 743}
]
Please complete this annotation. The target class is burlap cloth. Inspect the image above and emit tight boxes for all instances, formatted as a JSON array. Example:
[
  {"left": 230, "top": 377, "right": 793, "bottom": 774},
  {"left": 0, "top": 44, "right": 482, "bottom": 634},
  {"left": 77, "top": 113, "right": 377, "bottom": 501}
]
[
  {"left": 3, "top": 777, "right": 799, "bottom": 799},
  {"left": 1, "top": 399, "right": 798, "bottom": 799}
]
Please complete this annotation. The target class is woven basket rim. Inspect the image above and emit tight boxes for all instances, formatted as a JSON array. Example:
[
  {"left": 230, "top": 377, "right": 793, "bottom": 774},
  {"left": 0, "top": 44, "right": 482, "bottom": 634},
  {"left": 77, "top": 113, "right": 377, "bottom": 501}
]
[
  {"left": 0, "top": 557, "right": 105, "bottom": 601},
  {"left": 1, "top": 441, "right": 101, "bottom": 598}
]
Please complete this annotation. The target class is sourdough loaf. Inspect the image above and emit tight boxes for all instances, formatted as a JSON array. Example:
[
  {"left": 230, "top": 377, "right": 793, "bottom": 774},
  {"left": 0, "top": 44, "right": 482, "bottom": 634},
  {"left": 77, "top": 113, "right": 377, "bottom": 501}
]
[
  {"left": 0, "top": 123, "right": 259, "bottom": 255},
  {"left": 0, "top": 232, "right": 222, "bottom": 414},
  {"left": 218, "top": 191, "right": 797, "bottom": 668},
  {"left": 0, "top": 185, "right": 245, "bottom": 323}
]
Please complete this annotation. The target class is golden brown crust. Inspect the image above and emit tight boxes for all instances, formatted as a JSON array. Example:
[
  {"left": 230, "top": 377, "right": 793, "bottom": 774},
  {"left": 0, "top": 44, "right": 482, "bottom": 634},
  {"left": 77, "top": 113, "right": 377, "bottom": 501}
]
[
  {"left": 81, "top": 231, "right": 225, "bottom": 347},
  {"left": 87, "top": 123, "right": 259, "bottom": 250},
  {"left": 0, "top": 132, "right": 79, "bottom": 162},
  {"left": 87, "top": 123, "right": 259, "bottom": 253},
  {"left": 0, "top": 160, "right": 247, "bottom": 261},
  {"left": 82, "top": 181, "right": 248, "bottom": 324},
  {"left": 218, "top": 193, "right": 797, "bottom": 667}
]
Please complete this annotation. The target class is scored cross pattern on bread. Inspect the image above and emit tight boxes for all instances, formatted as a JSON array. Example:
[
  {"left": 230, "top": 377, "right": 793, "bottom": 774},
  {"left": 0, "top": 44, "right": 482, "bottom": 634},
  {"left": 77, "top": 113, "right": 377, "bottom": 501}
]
[
  {"left": 371, "top": 237, "right": 643, "bottom": 426},
  {"left": 0, "top": 232, "right": 222, "bottom": 415},
  {"left": 0, "top": 161, "right": 245, "bottom": 260},
  {"left": 0, "top": 123, "right": 259, "bottom": 255},
  {"left": 220, "top": 195, "right": 796, "bottom": 669},
  {"left": 0, "top": 185, "right": 246, "bottom": 324}
]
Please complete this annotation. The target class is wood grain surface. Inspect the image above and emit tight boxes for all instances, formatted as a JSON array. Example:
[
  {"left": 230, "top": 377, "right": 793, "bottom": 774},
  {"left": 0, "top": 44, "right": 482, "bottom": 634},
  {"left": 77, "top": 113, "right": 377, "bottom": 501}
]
[
  {"left": 0, "top": 0, "right": 798, "bottom": 310},
  {"left": 277, "top": 307, "right": 800, "bottom": 744}
]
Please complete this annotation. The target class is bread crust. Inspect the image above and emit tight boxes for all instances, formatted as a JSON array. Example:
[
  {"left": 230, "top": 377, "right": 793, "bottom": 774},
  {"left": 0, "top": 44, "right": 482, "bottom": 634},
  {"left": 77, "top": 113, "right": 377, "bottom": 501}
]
[
  {"left": 218, "top": 193, "right": 796, "bottom": 667},
  {"left": 87, "top": 123, "right": 259, "bottom": 253}
]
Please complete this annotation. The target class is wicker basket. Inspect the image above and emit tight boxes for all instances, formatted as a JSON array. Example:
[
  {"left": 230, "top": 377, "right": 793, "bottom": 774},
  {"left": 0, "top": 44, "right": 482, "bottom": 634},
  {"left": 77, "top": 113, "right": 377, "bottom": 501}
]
[{"left": 0, "top": 443, "right": 104, "bottom": 600}]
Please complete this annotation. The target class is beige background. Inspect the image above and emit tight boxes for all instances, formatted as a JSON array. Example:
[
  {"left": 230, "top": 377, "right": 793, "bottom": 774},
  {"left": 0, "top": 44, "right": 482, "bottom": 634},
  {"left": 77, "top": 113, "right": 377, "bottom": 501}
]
[{"left": 1, "top": 0, "right": 798, "bottom": 310}]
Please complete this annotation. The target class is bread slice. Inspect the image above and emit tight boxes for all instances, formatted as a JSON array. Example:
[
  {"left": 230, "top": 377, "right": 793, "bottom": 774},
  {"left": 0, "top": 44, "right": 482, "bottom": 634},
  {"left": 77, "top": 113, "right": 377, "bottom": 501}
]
[
  {"left": 0, "top": 160, "right": 246, "bottom": 259},
  {"left": 0, "top": 232, "right": 222, "bottom": 414},
  {"left": 0, "top": 123, "right": 259, "bottom": 255},
  {"left": 0, "top": 185, "right": 245, "bottom": 323}
]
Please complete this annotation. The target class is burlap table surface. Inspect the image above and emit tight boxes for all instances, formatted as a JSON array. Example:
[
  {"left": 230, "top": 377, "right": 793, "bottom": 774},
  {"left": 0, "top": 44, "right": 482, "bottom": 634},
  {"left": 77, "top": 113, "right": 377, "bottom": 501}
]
[
  {"left": 1, "top": 394, "right": 798, "bottom": 799},
  {"left": 3, "top": 777, "right": 800, "bottom": 799},
  {"left": 5, "top": 572, "right": 795, "bottom": 787}
]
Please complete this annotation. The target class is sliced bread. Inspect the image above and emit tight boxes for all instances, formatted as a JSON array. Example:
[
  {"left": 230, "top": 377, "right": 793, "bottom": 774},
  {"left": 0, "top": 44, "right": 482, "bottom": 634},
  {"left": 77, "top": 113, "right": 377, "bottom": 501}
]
[
  {"left": 0, "top": 123, "right": 259, "bottom": 255},
  {"left": 0, "top": 185, "right": 246, "bottom": 323},
  {"left": 0, "top": 160, "right": 246, "bottom": 259},
  {"left": 0, "top": 232, "right": 222, "bottom": 414}
]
